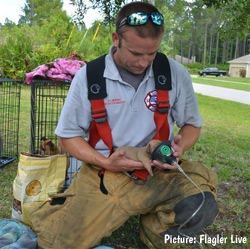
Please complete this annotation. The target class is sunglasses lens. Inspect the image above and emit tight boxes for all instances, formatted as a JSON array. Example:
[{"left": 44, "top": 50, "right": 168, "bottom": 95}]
[
  {"left": 128, "top": 12, "right": 148, "bottom": 25},
  {"left": 118, "top": 12, "right": 164, "bottom": 28},
  {"left": 151, "top": 12, "right": 164, "bottom": 26}
]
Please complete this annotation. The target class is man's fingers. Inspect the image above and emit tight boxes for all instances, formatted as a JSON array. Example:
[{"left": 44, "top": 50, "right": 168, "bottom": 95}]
[{"left": 172, "top": 134, "right": 182, "bottom": 146}]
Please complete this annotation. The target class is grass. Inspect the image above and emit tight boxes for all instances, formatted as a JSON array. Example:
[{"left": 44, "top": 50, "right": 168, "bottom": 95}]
[
  {"left": 191, "top": 75, "right": 250, "bottom": 92},
  {"left": 0, "top": 85, "right": 249, "bottom": 248}
]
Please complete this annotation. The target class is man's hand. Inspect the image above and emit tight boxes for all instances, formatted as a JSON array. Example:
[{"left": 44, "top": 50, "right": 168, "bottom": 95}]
[
  {"left": 151, "top": 125, "right": 201, "bottom": 171},
  {"left": 58, "top": 136, "right": 144, "bottom": 173},
  {"left": 105, "top": 149, "right": 144, "bottom": 172},
  {"left": 152, "top": 135, "right": 183, "bottom": 171}
]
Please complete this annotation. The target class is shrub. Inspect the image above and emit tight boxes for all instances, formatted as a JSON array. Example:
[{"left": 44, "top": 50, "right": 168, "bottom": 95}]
[
  {"left": 239, "top": 69, "right": 246, "bottom": 78},
  {"left": 184, "top": 63, "right": 203, "bottom": 74}
]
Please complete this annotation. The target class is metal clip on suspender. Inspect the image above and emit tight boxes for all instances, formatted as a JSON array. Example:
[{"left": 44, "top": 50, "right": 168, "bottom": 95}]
[{"left": 157, "top": 91, "right": 170, "bottom": 114}]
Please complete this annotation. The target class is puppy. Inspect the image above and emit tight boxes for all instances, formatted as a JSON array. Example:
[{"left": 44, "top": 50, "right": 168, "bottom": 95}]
[
  {"left": 115, "top": 140, "right": 162, "bottom": 176},
  {"left": 39, "top": 136, "right": 61, "bottom": 155},
  {"left": 39, "top": 136, "right": 70, "bottom": 177}
]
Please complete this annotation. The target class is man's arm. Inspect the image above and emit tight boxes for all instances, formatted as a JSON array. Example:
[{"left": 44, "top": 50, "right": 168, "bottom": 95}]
[
  {"left": 172, "top": 124, "right": 201, "bottom": 158},
  {"left": 58, "top": 136, "right": 144, "bottom": 172}
]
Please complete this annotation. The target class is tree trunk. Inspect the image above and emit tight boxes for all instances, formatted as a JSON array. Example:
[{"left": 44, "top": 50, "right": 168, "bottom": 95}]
[
  {"left": 191, "top": 32, "right": 196, "bottom": 62},
  {"left": 180, "top": 39, "right": 183, "bottom": 64},
  {"left": 222, "top": 41, "right": 226, "bottom": 63},
  {"left": 234, "top": 37, "right": 239, "bottom": 58},
  {"left": 225, "top": 41, "right": 229, "bottom": 62},
  {"left": 188, "top": 37, "right": 192, "bottom": 64},
  {"left": 30, "top": 0, "right": 34, "bottom": 26},
  {"left": 208, "top": 26, "right": 213, "bottom": 64},
  {"left": 215, "top": 32, "right": 219, "bottom": 66},
  {"left": 243, "top": 37, "right": 246, "bottom": 55},
  {"left": 203, "top": 22, "right": 208, "bottom": 68},
  {"left": 230, "top": 40, "right": 233, "bottom": 60}
]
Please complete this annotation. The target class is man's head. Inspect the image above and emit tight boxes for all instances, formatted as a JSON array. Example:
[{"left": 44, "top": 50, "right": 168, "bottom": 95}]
[{"left": 112, "top": 2, "right": 164, "bottom": 74}]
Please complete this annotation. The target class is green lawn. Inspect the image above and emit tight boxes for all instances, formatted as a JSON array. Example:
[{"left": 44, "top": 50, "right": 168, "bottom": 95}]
[
  {"left": 0, "top": 85, "right": 249, "bottom": 249},
  {"left": 191, "top": 75, "right": 250, "bottom": 92}
]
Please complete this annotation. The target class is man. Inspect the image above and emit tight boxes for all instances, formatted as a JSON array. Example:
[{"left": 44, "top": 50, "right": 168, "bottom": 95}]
[{"left": 31, "top": 2, "right": 218, "bottom": 248}]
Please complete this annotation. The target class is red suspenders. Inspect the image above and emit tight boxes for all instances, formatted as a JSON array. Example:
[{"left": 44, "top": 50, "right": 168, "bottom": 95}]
[
  {"left": 132, "top": 89, "right": 170, "bottom": 181},
  {"left": 87, "top": 52, "right": 172, "bottom": 183},
  {"left": 88, "top": 99, "right": 113, "bottom": 154}
]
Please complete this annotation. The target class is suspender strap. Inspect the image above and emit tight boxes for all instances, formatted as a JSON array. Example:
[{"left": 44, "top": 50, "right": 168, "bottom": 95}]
[
  {"left": 152, "top": 52, "right": 171, "bottom": 141},
  {"left": 87, "top": 55, "right": 113, "bottom": 154},
  {"left": 87, "top": 55, "right": 107, "bottom": 100},
  {"left": 87, "top": 55, "right": 111, "bottom": 194},
  {"left": 153, "top": 90, "right": 170, "bottom": 141},
  {"left": 88, "top": 99, "right": 113, "bottom": 153},
  {"left": 153, "top": 52, "right": 172, "bottom": 91}
]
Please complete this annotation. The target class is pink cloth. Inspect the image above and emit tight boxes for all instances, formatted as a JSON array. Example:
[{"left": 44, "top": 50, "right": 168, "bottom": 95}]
[{"left": 25, "top": 55, "right": 86, "bottom": 84}]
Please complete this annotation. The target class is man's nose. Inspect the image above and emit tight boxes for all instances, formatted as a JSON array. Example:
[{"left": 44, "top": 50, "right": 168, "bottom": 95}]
[{"left": 138, "top": 56, "right": 151, "bottom": 68}]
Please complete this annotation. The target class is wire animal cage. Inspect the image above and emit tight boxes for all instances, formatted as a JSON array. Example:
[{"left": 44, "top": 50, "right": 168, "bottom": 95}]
[
  {"left": 30, "top": 80, "right": 82, "bottom": 187},
  {"left": 0, "top": 79, "right": 21, "bottom": 168},
  {"left": 30, "top": 80, "right": 70, "bottom": 153}
]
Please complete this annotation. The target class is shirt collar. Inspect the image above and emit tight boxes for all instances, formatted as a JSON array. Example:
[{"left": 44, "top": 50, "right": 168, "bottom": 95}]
[{"left": 104, "top": 46, "right": 154, "bottom": 81}]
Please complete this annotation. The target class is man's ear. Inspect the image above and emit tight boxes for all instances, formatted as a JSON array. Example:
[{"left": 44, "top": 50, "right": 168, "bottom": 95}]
[{"left": 112, "top": 32, "right": 119, "bottom": 47}]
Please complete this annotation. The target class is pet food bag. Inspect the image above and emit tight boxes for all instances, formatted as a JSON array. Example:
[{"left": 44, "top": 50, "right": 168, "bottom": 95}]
[{"left": 12, "top": 152, "right": 68, "bottom": 226}]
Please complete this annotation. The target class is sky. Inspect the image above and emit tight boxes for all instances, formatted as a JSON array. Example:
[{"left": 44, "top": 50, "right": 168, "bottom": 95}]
[{"left": 0, "top": 0, "right": 100, "bottom": 28}]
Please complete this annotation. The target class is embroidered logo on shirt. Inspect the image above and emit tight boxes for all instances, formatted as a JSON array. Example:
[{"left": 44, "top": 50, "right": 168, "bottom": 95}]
[
  {"left": 105, "top": 98, "right": 126, "bottom": 106},
  {"left": 144, "top": 90, "right": 157, "bottom": 112}
]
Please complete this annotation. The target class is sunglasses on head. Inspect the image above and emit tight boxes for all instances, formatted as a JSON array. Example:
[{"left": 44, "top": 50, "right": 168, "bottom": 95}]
[{"left": 118, "top": 12, "right": 164, "bottom": 29}]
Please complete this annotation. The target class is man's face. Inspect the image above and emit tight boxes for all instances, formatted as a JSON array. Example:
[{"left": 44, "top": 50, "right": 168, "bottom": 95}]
[{"left": 112, "top": 29, "right": 162, "bottom": 74}]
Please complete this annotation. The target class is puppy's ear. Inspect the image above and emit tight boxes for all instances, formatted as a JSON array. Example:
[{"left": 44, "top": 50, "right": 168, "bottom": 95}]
[
  {"left": 46, "top": 141, "right": 56, "bottom": 152},
  {"left": 146, "top": 140, "right": 161, "bottom": 154},
  {"left": 41, "top": 136, "right": 47, "bottom": 141}
]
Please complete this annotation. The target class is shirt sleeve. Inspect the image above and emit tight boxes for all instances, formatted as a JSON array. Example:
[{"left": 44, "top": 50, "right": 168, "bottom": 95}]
[
  {"left": 55, "top": 66, "right": 92, "bottom": 138},
  {"left": 169, "top": 59, "right": 203, "bottom": 128}
]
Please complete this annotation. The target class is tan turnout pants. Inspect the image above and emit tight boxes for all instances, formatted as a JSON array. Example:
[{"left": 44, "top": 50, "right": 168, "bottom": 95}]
[{"left": 31, "top": 159, "right": 217, "bottom": 249}]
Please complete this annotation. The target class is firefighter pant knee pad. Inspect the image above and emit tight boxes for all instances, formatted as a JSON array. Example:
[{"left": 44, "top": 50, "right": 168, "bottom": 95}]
[{"left": 162, "top": 192, "right": 219, "bottom": 238}]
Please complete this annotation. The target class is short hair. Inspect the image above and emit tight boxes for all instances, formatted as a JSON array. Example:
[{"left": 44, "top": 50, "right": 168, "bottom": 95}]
[{"left": 116, "top": 1, "right": 164, "bottom": 39}]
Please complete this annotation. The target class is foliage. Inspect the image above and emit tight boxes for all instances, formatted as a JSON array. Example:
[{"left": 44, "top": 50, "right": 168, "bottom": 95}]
[
  {"left": 239, "top": 69, "right": 246, "bottom": 78},
  {"left": 0, "top": 0, "right": 250, "bottom": 79},
  {"left": 184, "top": 62, "right": 204, "bottom": 74},
  {"left": 202, "top": 0, "right": 250, "bottom": 39},
  {"left": 89, "top": 0, "right": 126, "bottom": 25},
  {"left": 70, "top": 0, "right": 126, "bottom": 27},
  {"left": 69, "top": 0, "right": 88, "bottom": 27},
  {"left": 0, "top": 11, "right": 74, "bottom": 79},
  {"left": 156, "top": 0, "right": 249, "bottom": 66},
  {"left": 0, "top": 25, "right": 33, "bottom": 79},
  {"left": 19, "top": 0, "right": 64, "bottom": 26}
]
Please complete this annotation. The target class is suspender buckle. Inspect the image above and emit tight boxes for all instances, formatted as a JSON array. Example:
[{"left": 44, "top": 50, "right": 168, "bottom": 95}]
[
  {"left": 123, "top": 171, "right": 147, "bottom": 185},
  {"left": 157, "top": 101, "right": 170, "bottom": 114},
  {"left": 92, "top": 109, "right": 107, "bottom": 123}
]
